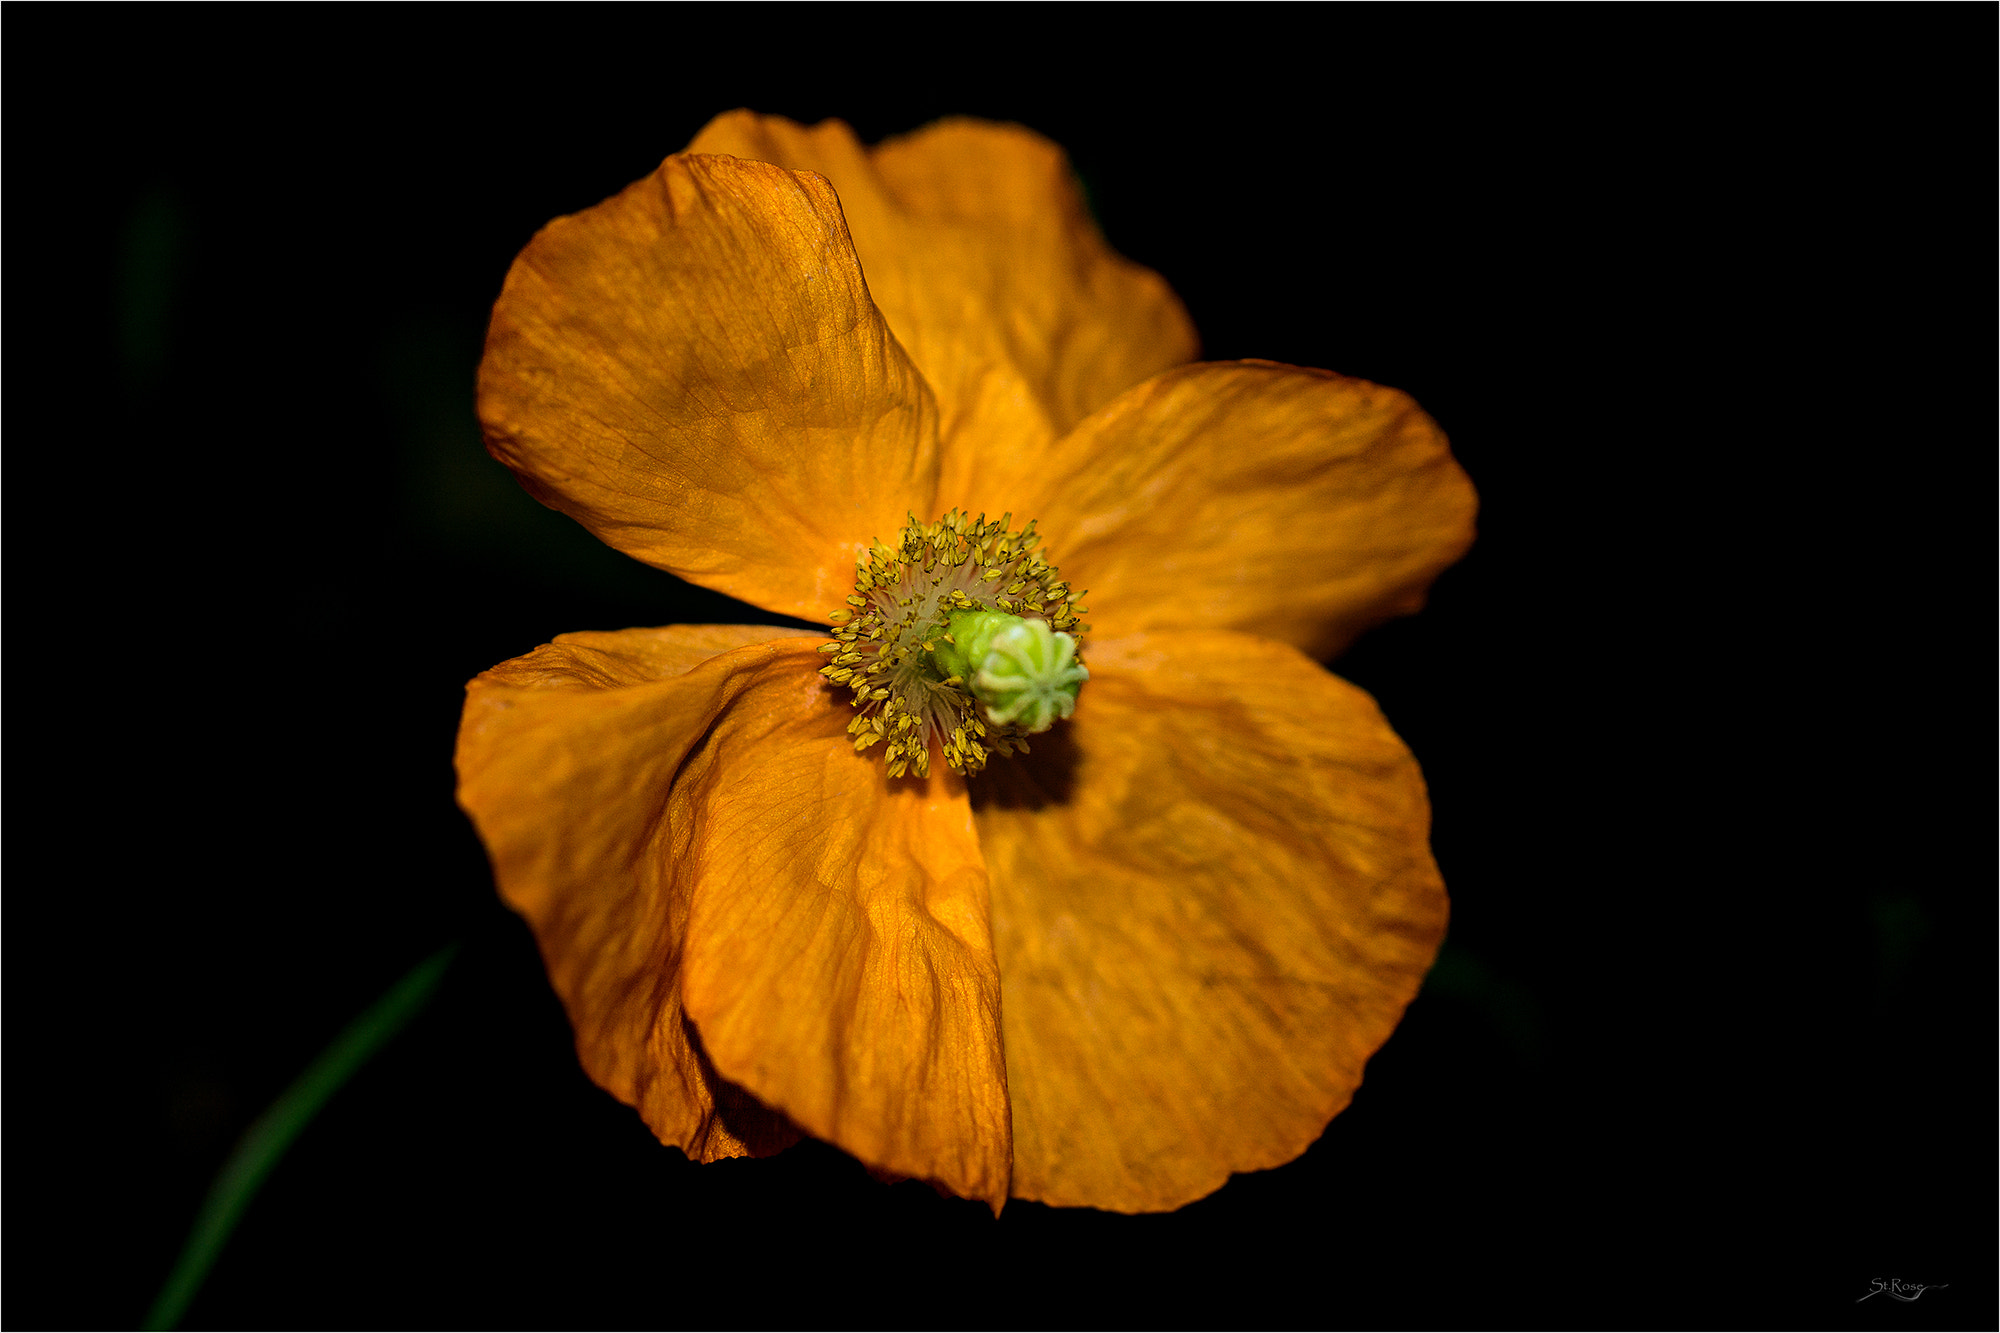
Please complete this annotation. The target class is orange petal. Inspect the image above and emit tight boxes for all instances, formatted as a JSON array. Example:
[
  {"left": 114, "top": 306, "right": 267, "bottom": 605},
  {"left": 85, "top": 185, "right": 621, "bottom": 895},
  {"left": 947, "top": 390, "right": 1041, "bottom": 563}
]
[
  {"left": 477, "top": 152, "right": 941, "bottom": 624},
  {"left": 457, "top": 623, "right": 1014, "bottom": 1209},
  {"left": 1011, "top": 360, "right": 1477, "bottom": 661},
  {"left": 974, "top": 629, "right": 1448, "bottom": 1213},
  {"left": 674, "top": 657, "right": 1013, "bottom": 1212},
  {"left": 687, "top": 111, "right": 1199, "bottom": 494},
  {"left": 455, "top": 624, "right": 811, "bottom": 1162}
]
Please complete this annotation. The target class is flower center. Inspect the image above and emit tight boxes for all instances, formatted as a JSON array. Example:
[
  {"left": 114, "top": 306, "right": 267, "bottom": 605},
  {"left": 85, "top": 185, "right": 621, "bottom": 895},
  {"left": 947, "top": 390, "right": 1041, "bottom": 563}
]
[{"left": 819, "top": 510, "right": 1089, "bottom": 778}]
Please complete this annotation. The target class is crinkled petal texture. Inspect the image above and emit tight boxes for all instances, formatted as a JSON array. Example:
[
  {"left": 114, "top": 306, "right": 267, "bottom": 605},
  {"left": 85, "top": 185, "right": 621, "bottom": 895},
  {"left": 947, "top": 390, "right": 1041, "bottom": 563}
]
[
  {"left": 464, "top": 113, "right": 1471, "bottom": 1216},
  {"left": 990, "top": 361, "right": 1478, "bottom": 662},
  {"left": 687, "top": 111, "right": 1199, "bottom": 485},
  {"left": 975, "top": 630, "right": 1449, "bottom": 1213},
  {"left": 478, "top": 153, "right": 940, "bottom": 622},
  {"left": 456, "top": 626, "right": 1012, "bottom": 1211}
]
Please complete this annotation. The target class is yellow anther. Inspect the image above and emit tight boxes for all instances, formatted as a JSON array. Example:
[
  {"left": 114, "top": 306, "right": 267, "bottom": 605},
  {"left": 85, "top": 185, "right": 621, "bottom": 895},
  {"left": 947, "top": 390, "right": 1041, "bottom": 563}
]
[{"left": 821, "top": 510, "right": 1084, "bottom": 776}]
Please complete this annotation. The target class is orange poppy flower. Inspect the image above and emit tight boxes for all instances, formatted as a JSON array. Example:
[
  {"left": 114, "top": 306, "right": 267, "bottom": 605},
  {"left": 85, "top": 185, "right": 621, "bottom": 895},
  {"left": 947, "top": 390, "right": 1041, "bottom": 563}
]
[{"left": 454, "top": 110, "right": 1477, "bottom": 1215}]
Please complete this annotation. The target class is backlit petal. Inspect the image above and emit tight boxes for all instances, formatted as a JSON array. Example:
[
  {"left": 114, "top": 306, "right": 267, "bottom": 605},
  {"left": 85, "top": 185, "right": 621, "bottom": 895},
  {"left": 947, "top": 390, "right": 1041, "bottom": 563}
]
[
  {"left": 1009, "top": 361, "right": 1477, "bottom": 660},
  {"left": 458, "top": 625, "right": 1013, "bottom": 1207},
  {"left": 675, "top": 656, "right": 1013, "bottom": 1212},
  {"left": 478, "top": 153, "right": 940, "bottom": 623},
  {"left": 687, "top": 111, "right": 1199, "bottom": 492},
  {"left": 459, "top": 625, "right": 1011, "bottom": 1205},
  {"left": 455, "top": 624, "right": 809, "bottom": 1162},
  {"left": 974, "top": 630, "right": 1448, "bottom": 1213}
]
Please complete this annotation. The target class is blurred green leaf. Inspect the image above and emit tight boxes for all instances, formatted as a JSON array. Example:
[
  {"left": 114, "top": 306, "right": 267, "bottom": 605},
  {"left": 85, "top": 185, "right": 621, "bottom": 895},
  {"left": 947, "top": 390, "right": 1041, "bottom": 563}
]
[
  {"left": 144, "top": 944, "right": 459, "bottom": 1331},
  {"left": 119, "top": 191, "right": 187, "bottom": 392},
  {"left": 1422, "top": 941, "right": 1549, "bottom": 1066}
]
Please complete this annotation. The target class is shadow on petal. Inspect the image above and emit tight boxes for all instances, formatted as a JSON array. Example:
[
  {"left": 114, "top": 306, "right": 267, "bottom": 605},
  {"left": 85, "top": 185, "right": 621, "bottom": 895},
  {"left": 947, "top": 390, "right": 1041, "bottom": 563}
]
[
  {"left": 969, "top": 721, "right": 1080, "bottom": 811},
  {"left": 683, "top": 1016, "right": 804, "bottom": 1160}
]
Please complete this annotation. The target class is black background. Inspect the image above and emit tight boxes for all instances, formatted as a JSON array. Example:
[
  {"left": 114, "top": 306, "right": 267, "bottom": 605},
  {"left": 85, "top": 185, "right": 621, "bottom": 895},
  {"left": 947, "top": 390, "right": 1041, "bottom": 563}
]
[{"left": 8, "top": 9, "right": 1992, "bottom": 1330}]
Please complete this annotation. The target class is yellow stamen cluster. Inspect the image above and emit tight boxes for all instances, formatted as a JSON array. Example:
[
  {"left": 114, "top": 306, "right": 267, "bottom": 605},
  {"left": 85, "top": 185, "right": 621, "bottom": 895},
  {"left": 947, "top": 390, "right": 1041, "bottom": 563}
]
[{"left": 818, "top": 510, "right": 1088, "bottom": 778}]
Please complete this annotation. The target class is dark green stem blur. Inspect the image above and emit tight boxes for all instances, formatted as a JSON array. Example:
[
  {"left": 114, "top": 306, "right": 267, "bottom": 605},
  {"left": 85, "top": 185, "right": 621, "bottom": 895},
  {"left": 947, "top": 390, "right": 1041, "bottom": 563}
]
[{"left": 144, "top": 945, "right": 460, "bottom": 1331}]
